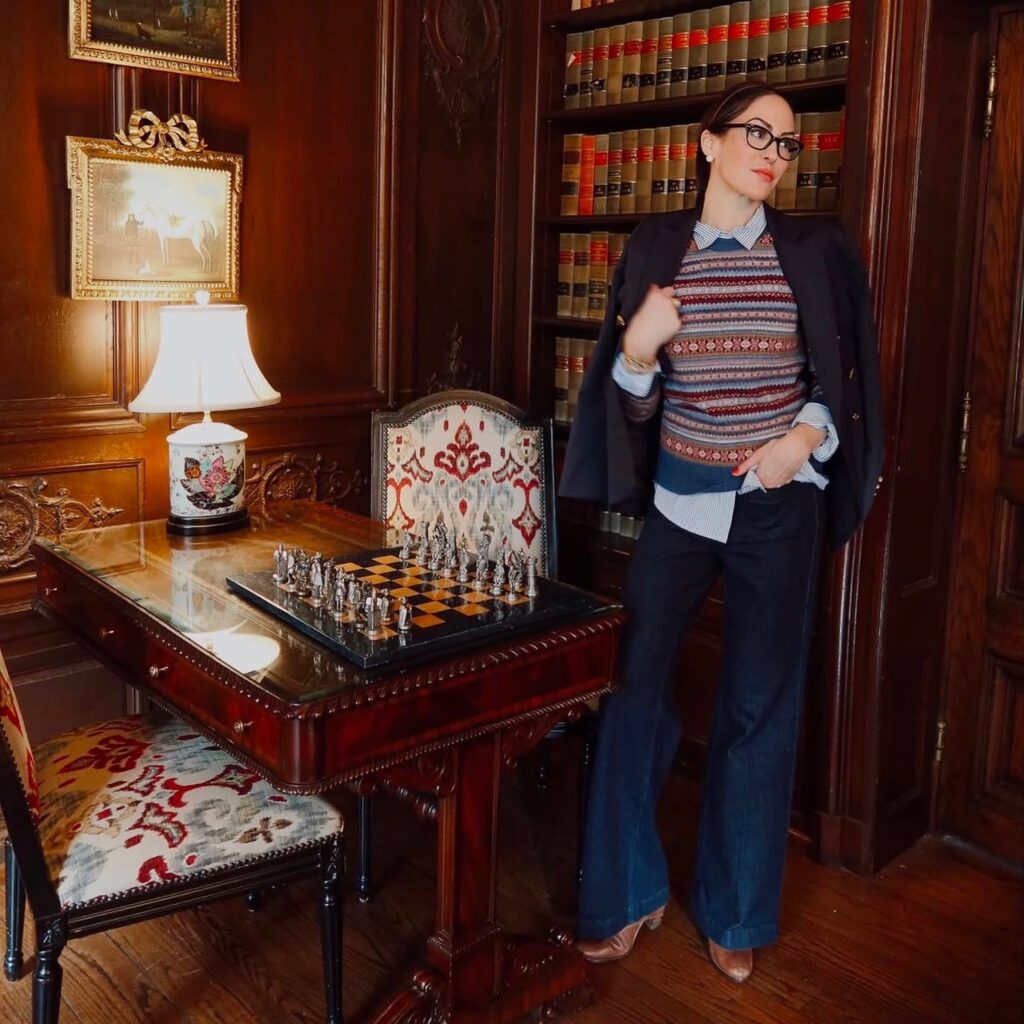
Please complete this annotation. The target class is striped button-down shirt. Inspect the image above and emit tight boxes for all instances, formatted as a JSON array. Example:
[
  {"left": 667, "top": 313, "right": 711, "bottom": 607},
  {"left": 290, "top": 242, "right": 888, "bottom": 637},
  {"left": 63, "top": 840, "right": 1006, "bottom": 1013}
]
[{"left": 611, "top": 203, "right": 839, "bottom": 543}]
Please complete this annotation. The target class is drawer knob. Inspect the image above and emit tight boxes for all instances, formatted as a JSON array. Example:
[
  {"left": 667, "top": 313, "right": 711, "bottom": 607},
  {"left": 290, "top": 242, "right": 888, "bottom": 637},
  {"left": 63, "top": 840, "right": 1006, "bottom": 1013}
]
[
  {"left": 148, "top": 665, "right": 170, "bottom": 679},
  {"left": 42, "top": 586, "right": 59, "bottom": 597},
  {"left": 233, "top": 720, "right": 253, "bottom": 734},
  {"left": 99, "top": 627, "right": 116, "bottom": 639}
]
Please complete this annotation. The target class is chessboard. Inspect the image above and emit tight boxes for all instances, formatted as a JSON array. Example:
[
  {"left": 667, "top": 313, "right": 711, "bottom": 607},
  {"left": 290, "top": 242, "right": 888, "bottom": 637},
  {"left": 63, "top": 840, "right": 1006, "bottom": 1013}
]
[{"left": 225, "top": 547, "right": 608, "bottom": 669}]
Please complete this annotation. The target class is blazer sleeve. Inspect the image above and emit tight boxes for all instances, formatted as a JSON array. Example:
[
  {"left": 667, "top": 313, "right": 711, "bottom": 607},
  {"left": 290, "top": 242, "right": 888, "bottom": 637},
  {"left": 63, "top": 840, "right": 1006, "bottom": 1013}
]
[{"left": 837, "top": 227, "right": 885, "bottom": 520}]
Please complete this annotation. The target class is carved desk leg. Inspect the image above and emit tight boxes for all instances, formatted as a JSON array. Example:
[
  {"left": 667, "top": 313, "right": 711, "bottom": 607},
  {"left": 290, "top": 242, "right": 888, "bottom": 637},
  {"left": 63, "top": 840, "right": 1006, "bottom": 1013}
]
[{"left": 369, "top": 726, "right": 591, "bottom": 1024}]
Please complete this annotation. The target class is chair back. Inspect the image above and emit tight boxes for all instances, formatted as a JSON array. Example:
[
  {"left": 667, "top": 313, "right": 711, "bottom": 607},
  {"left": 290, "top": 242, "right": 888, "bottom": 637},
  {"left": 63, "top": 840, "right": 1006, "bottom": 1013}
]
[
  {"left": 371, "top": 390, "right": 557, "bottom": 576},
  {"left": 0, "top": 648, "right": 39, "bottom": 824}
]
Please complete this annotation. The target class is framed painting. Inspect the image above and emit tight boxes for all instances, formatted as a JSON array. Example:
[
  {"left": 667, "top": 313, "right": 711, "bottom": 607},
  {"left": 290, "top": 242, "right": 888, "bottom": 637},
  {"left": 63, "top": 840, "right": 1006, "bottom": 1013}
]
[
  {"left": 67, "top": 113, "right": 243, "bottom": 300},
  {"left": 69, "top": 0, "right": 240, "bottom": 81}
]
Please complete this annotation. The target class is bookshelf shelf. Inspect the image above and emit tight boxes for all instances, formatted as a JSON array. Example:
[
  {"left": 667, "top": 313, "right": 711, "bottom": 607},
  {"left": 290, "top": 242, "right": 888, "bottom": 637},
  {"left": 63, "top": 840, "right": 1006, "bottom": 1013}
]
[
  {"left": 546, "top": 77, "right": 847, "bottom": 127},
  {"left": 538, "top": 209, "right": 839, "bottom": 229},
  {"left": 535, "top": 314, "right": 603, "bottom": 331},
  {"left": 548, "top": 0, "right": 727, "bottom": 32}
]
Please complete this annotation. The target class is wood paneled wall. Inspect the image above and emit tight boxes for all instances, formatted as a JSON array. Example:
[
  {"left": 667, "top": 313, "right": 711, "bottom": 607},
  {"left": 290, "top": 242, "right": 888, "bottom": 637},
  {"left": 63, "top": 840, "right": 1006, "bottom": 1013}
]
[{"left": 0, "top": 0, "right": 525, "bottom": 737}]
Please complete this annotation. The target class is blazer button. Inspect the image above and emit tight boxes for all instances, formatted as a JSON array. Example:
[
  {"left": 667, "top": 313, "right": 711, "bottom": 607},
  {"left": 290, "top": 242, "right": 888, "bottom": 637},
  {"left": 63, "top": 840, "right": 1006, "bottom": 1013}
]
[
  {"left": 851, "top": 411, "right": 861, "bottom": 421},
  {"left": 848, "top": 367, "right": 856, "bottom": 379}
]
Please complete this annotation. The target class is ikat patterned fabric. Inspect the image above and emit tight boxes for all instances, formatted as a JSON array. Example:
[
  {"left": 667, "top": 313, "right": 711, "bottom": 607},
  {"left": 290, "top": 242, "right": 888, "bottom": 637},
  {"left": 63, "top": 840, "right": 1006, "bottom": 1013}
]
[
  {"left": 33, "top": 714, "right": 343, "bottom": 908},
  {"left": 0, "top": 647, "right": 40, "bottom": 822},
  {"left": 375, "top": 397, "right": 554, "bottom": 575}
]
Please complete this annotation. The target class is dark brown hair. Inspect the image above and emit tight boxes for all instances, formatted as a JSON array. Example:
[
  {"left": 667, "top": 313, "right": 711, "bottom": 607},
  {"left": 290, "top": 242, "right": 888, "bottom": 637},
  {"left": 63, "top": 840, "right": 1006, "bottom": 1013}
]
[{"left": 695, "top": 83, "right": 793, "bottom": 195}]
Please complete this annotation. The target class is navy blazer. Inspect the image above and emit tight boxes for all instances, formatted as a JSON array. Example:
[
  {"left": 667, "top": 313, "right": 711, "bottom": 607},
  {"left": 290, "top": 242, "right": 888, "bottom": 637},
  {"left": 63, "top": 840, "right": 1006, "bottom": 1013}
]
[{"left": 559, "top": 204, "right": 884, "bottom": 551}]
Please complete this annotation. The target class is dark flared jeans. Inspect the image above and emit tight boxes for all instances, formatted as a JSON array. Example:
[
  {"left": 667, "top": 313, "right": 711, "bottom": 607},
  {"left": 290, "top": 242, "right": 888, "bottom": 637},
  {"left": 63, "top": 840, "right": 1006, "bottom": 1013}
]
[{"left": 577, "top": 482, "right": 824, "bottom": 950}]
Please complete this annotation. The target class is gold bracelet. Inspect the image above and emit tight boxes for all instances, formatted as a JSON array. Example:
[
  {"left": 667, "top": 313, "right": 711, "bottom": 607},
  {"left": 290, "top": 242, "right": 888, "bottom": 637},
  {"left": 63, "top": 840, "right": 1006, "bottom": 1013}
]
[{"left": 620, "top": 350, "right": 658, "bottom": 374}]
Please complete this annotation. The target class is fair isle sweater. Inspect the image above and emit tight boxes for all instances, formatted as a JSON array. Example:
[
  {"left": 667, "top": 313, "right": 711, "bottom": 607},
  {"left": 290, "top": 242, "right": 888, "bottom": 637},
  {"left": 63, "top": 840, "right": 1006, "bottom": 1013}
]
[{"left": 612, "top": 205, "right": 838, "bottom": 541}]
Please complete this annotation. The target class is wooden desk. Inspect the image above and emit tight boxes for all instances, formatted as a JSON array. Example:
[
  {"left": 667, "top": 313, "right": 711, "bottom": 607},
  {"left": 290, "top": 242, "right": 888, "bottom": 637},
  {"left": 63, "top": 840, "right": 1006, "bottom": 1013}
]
[{"left": 31, "top": 502, "right": 624, "bottom": 1024}]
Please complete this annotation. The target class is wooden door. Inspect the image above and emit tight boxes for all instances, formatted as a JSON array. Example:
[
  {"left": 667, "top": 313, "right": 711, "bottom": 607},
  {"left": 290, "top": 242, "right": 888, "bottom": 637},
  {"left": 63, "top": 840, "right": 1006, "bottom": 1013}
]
[{"left": 939, "top": 7, "right": 1024, "bottom": 862}]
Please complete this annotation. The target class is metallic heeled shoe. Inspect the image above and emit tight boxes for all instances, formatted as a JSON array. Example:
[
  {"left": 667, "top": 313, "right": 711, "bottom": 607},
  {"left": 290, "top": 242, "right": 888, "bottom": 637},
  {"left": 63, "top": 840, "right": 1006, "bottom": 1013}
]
[
  {"left": 576, "top": 905, "right": 667, "bottom": 963},
  {"left": 707, "top": 938, "right": 754, "bottom": 982}
]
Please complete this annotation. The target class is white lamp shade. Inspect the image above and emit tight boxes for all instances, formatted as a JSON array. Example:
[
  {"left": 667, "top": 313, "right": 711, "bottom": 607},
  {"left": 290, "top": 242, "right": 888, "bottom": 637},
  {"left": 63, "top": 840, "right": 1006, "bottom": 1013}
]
[{"left": 129, "top": 303, "right": 281, "bottom": 414}]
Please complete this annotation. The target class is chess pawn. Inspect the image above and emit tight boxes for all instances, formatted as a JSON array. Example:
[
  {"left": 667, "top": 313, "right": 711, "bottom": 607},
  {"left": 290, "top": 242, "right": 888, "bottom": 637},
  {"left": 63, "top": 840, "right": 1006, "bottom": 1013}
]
[
  {"left": 272, "top": 543, "right": 288, "bottom": 582},
  {"left": 397, "top": 596, "right": 412, "bottom": 633},
  {"left": 526, "top": 556, "right": 538, "bottom": 598},
  {"left": 399, "top": 531, "right": 412, "bottom": 561}
]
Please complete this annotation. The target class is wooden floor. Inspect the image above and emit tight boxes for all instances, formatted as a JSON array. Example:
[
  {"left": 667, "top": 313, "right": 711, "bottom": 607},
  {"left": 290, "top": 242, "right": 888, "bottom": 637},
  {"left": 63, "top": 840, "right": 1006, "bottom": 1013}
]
[{"left": 2, "top": 743, "right": 1021, "bottom": 1024}]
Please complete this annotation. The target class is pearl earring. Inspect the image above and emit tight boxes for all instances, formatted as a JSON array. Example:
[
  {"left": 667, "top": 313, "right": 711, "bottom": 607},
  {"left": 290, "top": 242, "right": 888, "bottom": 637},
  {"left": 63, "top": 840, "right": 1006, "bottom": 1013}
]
[{"left": 706, "top": 153, "right": 714, "bottom": 163}]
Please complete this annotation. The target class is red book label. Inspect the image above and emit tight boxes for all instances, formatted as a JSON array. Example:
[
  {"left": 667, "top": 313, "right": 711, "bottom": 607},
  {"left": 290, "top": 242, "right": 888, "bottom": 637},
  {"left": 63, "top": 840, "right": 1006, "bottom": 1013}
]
[
  {"left": 819, "top": 131, "right": 842, "bottom": 150},
  {"left": 624, "top": 39, "right": 643, "bottom": 56},
  {"left": 569, "top": 356, "right": 585, "bottom": 370},
  {"left": 593, "top": 44, "right": 609, "bottom": 60},
  {"left": 659, "top": 35, "right": 673, "bottom": 52},
  {"left": 669, "top": 144, "right": 686, "bottom": 158},
  {"left": 590, "top": 241, "right": 609, "bottom": 261},
  {"left": 641, "top": 38, "right": 659, "bottom": 55},
  {"left": 582, "top": 45, "right": 594, "bottom": 60},
  {"left": 729, "top": 22, "right": 750, "bottom": 40},
  {"left": 750, "top": 18, "right": 770, "bottom": 37},
  {"left": 654, "top": 144, "right": 670, "bottom": 160},
  {"left": 769, "top": 15, "right": 788, "bottom": 31},
  {"left": 789, "top": 12, "right": 810, "bottom": 28},
  {"left": 809, "top": 6, "right": 829, "bottom": 26},
  {"left": 800, "top": 133, "right": 820, "bottom": 150},
  {"left": 595, "top": 150, "right": 609, "bottom": 166},
  {"left": 622, "top": 147, "right": 638, "bottom": 161},
  {"left": 690, "top": 28, "right": 709, "bottom": 46},
  {"left": 568, "top": 49, "right": 581, "bottom": 68},
  {"left": 559, "top": 250, "right": 573, "bottom": 265},
  {"left": 638, "top": 145, "right": 654, "bottom": 161},
  {"left": 609, "top": 42, "right": 624, "bottom": 58},
  {"left": 829, "top": 1, "right": 852, "bottom": 19},
  {"left": 609, "top": 150, "right": 623, "bottom": 165},
  {"left": 672, "top": 32, "right": 690, "bottom": 49},
  {"left": 709, "top": 25, "right": 729, "bottom": 44},
  {"left": 563, "top": 151, "right": 580, "bottom": 165},
  {"left": 685, "top": 142, "right": 698, "bottom": 157}
]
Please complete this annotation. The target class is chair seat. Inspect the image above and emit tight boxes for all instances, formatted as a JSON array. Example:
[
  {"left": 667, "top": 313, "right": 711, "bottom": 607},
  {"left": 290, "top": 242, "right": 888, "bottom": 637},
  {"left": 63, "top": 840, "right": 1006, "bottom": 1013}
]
[{"left": 33, "top": 714, "right": 342, "bottom": 909}]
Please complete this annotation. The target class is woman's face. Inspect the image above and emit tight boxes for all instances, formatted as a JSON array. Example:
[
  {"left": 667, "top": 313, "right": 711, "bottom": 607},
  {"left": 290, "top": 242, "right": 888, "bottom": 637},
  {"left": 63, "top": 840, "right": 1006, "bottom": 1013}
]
[{"left": 702, "top": 94, "right": 797, "bottom": 202}]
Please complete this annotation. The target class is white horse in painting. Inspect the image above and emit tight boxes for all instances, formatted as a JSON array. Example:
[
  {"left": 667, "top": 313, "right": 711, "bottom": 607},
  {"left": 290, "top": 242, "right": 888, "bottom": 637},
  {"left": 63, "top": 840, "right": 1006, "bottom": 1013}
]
[{"left": 140, "top": 203, "right": 218, "bottom": 273}]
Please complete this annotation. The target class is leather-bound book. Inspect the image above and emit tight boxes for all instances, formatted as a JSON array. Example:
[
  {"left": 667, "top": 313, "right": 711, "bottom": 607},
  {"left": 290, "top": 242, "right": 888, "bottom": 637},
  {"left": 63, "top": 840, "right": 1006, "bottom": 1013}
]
[
  {"left": 564, "top": 32, "right": 582, "bottom": 108},
  {"left": 806, "top": 0, "right": 829, "bottom": 78},
  {"left": 619, "top": 129, "right": 639, "bottom": 213},
  {"left": 796, "top": 112, "right": 821, "bottom": 210},
  {"left": 826, "top": 0, "right": 852, "bottom": 78},
  {"left": 571, "top": 234, "right": 590, "bottom": 319},
  {"left": 747, "top": 0, "right": 771, "bottom": 82},
  {"left": 622, "top": 22, "right": 643, "bottom": 104},
  {"left": 667, "top": 124, "right": 687, "bottom": 211},
  {"left": 608, "top": 233, "right": 628, "bottom": 278},
  {"left": 557, "top": 235, "right": 573, "bottom": 317},
  {"left": 634, "top": 128, "right": 655, "bottom": 213},
  {"left": 786, "top": 0, "right": 810, "bottom": 82},
  {"left": 567, "top": 337, "right": 586, "bottom": 420},
  {"left": 706, "top": 6, "right": 731, "bottom": 92},
  {"left": 588, "top": 232, "right": 610, "bottom": 320},
  {"left": 688, "top": 9, "right": 710, "bottom": 95},
  {"left": 639, "top": 20, "right": 660, "bottom": 101},
  {"left": 670, "top": 12, "right": 691, "bottom": 97},
  {"left": 606, "top": 131, "right": 623, "bottom": 213},
  {"left": 554, "top": 337, "right": 570, "bottom": 422},
  {"left": 684, "top": 123, "right": 700, "bottom": 210},
  {"left": 560, "top": 133, "right": 582, "bottom": 216},
  {"left": 607, "top": 23, "right": 626, "bottom": 104},
  {"left": 767, "top": 0, "right": 790, "bottom": 84},
  {"left": 817, "top": 109, "right": 843, "bottom": 209},
  {"left": 656, "top": 17, "right": 674, "bottom": 99},
  {"left": 580, "top": 30, "right": 595, "bottom": 107},
  {"left": 725, "top": 2, "right": 751, "bottom": 90},
  {"left": 592, "top": 27, "right": 610, "bottom": 105},
  {"left": 594, "top": 134, "right": 610, "bottom": 214},
  {"left": 651, "top": 126, "right": 671, "bottom": 212},
  {"left": 578, "top": 134, "right": 596, "bottom": 216}
]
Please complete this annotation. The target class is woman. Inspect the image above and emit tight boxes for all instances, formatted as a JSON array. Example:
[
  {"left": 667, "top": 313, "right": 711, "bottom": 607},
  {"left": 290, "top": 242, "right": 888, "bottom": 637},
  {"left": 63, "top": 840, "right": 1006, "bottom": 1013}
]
[{"left": 560, "top": 83, "right": 883, "bottom": 982}]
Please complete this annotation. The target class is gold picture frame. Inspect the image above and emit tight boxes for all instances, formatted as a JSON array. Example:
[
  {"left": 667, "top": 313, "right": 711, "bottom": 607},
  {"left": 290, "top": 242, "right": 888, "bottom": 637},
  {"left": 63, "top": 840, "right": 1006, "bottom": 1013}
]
[
  {"left": 67, "top": 111, "right": 243, "bottom": 301},
  {"left": 69, "top": 0, "right": 240, "bottom": 82}
]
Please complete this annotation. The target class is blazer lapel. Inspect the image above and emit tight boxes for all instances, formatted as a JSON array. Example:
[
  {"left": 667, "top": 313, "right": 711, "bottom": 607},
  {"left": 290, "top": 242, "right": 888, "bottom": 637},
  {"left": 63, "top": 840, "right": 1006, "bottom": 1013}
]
[
  {"left": 765, "top": 205, "right": 843, "bottom": 415},
  {"left": 621, "top": 210, "right": 700, "bottom": 319}
]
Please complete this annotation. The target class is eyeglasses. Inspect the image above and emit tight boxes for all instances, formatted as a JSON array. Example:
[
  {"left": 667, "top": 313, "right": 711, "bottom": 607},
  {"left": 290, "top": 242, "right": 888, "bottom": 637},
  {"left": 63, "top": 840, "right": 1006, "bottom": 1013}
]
[{"left": 718, "top": 122, "right": 804, "bottom": 161}]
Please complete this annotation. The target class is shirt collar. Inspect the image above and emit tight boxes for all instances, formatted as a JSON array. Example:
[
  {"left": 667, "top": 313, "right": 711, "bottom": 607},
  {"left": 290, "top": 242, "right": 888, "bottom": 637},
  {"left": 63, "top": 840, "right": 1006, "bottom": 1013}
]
[{"left": 692, "top": 203, "right": 767, "bottom": 251}]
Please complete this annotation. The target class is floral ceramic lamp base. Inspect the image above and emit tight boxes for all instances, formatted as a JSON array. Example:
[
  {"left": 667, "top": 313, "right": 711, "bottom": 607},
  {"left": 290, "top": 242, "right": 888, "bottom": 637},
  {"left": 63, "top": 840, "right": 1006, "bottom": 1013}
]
[{"left": 167, "top": 415, "right": 249, "bottom": 536}]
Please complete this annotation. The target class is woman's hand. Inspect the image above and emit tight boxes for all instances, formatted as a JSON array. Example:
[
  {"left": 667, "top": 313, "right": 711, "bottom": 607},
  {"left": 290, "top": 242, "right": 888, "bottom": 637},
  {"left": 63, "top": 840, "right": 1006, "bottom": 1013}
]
[
  {"left": 621, "top": 284, "right": 682, "bottom": 364},
  {"left": 732, "top": 424, "right": 826, "bottom": 489}
]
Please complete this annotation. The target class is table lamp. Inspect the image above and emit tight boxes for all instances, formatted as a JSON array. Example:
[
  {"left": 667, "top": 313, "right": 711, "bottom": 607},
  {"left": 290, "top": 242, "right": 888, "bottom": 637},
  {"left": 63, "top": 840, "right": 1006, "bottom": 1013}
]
[{"left": 129, "top": 292, "right": 280, "bottom": 535}]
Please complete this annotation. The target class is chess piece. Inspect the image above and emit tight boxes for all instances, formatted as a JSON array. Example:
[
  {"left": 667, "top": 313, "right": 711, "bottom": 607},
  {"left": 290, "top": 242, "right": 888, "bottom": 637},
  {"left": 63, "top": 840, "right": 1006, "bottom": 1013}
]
[
  {"left": 508, "top": 564, "right": 522, "bottom": 596},
  {"left": 526, "top": 556, "right": 538, "bottom": 598},
  {"left": 331, "top": 576, "right": 346, "bottom": 620},
  {"left": 399, "top": 530, "right": 413, "bottom": 561},
  {"left": 364, "top": 592, "right": 382, "bottom": 634},
  {"left": 347, "top": 576, "right": 360, "bottom": 609},
  {"left": 433, "top": 513, "right": 448, "bottom": 559},
  {"left": 397, "top": 597, "right": 412, "bottom": 633},
  {"left": 272, "top": 543, "right": 288, "bottom": 582},
  {"left": 457, "top": 537, "right": 471, "bottom": 583},
  {"left": 378, "top": 593, "right": 393, "bottom": 624},
  {"left": 417, "top": 523, "right": 430, "bottom": 566},
  {"left": 490, "top": 553, "right": 506, "bottom": 597},
  {"left": 445, "top": 539, "right": 458, "bottom": 577}
]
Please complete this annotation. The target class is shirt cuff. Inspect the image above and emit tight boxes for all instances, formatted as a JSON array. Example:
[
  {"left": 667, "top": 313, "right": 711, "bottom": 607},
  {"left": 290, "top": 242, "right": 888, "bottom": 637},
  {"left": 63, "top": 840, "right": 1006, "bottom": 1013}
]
[
  {"left": 611, "top": 351, "right": 658, "bottom": 398},
  {"left": 793, "top": 401, "right": 839, "bottom": 462}
]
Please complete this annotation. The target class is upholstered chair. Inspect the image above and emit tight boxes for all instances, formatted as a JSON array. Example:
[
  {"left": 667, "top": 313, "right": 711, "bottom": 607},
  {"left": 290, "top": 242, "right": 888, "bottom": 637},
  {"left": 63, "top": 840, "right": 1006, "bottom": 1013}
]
[
  {"left": 0, "top": 647, "right": 345, "bottom": 1024},
  {"left": 358, "top": 389, "right": 595, "bottom": 900}
]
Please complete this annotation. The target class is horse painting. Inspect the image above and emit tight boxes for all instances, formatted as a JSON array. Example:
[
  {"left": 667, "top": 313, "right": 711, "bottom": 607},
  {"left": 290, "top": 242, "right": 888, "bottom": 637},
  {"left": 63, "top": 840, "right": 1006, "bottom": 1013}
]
[{"left": 140, "top": 203, "right": 219, "bottom": 273}]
